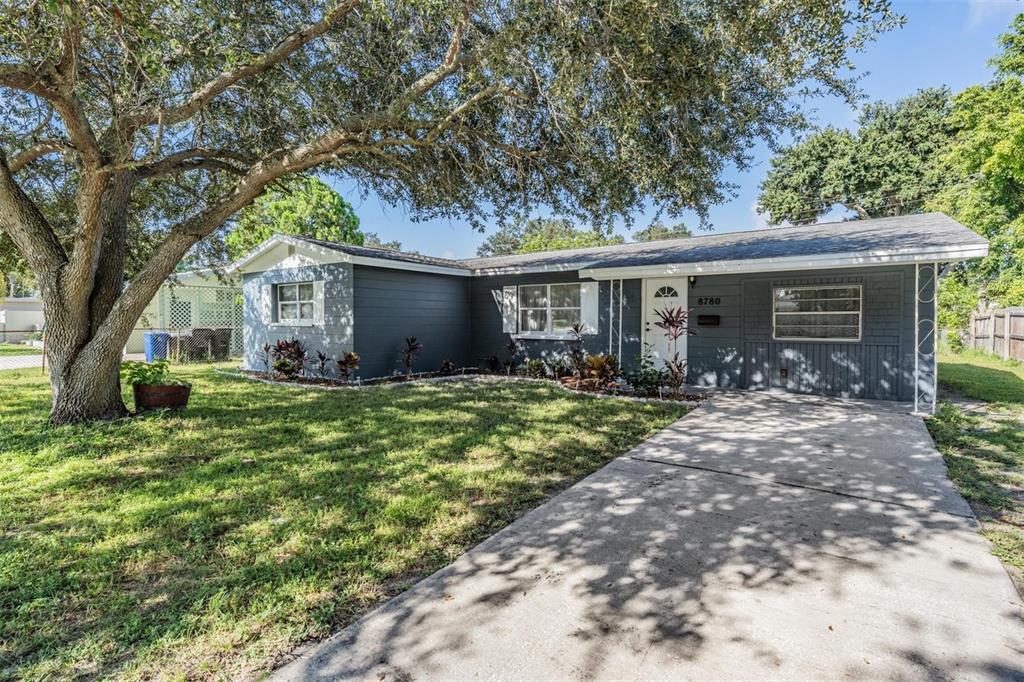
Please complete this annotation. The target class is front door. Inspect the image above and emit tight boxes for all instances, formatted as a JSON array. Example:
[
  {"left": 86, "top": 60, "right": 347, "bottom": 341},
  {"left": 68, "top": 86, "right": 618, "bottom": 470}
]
[{"left": 644, "top": 278, "right": 688, "bottom": 368}]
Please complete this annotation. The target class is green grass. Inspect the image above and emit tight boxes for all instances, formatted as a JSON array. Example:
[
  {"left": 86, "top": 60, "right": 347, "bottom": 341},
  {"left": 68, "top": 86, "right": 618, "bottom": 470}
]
[
  {"left": 930, "top": 348, "right": 1024, "bottom": 575},
  {"left": 0, "top": 343, "right": 41, "bottom": 357},
  {"left": 0, "top": 367, "right": 686, "bottom": 680}
]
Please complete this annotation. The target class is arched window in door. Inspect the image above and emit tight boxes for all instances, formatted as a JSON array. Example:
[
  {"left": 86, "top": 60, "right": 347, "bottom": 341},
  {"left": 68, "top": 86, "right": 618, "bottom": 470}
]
[{"left": 654, "top": 286, "right": 679, "bottom": 298}]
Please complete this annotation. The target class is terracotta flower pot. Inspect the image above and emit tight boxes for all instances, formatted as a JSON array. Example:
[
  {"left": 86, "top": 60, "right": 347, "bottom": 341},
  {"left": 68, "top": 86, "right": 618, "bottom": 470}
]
[{"left": 133, "top": 383, "right": 192, "bottom": 411}]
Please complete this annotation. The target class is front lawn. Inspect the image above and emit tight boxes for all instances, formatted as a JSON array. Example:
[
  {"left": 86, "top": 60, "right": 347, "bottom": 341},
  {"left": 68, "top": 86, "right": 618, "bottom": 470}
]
[
  {"left": 930, "top": 348, "right": 1024, "bottom": 576},
  {"left": 0, "top": 368, "right": 686, "bottom": 680},
  {"left": 0, "top": 342, "right": 40, "bottom": 356}
]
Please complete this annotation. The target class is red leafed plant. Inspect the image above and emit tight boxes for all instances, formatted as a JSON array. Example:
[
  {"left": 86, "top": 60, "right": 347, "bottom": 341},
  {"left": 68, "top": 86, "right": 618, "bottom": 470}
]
[{"left": 653, "top": 307, "right": 696, "bottom": 398}]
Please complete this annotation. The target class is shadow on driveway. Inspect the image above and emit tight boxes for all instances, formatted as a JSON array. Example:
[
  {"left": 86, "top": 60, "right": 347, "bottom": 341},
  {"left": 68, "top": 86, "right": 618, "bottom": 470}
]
[{"left": 272, "top": 392, "right": 1024, "bottom": 681}]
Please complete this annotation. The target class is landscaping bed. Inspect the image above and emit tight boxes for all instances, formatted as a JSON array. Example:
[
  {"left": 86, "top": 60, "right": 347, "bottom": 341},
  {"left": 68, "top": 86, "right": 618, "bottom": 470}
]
[{"left": 0, "top": 364, "right": 688, "bottom": 680}]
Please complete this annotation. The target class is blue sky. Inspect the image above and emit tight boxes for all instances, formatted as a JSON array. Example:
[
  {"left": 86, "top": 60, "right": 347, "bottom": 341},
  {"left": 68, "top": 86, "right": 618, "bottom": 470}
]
[{"left": 328, "top": 0, "right": 1021, "bottom": 259}]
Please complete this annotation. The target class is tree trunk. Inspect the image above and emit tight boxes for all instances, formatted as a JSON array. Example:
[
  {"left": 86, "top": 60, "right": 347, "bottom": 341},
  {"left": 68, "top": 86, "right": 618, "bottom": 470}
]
[
  {"left": 44, "top": 172, "right": 136, "bottom": 426},
  {"left": 49, "top": 353, "right": 127, "bottom": 425}
]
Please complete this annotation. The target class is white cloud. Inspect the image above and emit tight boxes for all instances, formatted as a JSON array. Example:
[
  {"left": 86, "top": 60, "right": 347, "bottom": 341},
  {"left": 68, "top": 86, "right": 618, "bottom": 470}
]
[{"left": 750, "top": 201, "right": 772, "bottom": 230}]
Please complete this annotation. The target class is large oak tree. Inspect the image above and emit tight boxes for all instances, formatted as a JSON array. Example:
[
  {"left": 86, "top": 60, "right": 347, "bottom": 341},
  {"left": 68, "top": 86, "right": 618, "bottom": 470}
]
[{"left": 0, "top": 0, "right": 898, "bottom": 424}]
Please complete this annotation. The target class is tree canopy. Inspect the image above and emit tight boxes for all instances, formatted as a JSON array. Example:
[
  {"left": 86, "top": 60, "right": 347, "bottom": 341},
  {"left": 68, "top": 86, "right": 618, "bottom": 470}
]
[
  {"left": 476, "top": 218, "right": 623, "bottom": 256},
  {"left": 0, "top": 0, "right": 899, "bottom": 422},
  {"left": 225, "top": 177, "right": 362, "bottom": 260},
  {"left": 927, "top": 15, "right": 1024, "bottom": 331},
  {"left": 632, "top": 221, "right": 692, "bottom": 241},
  {"left": 757, "top": 88, "right": 954, "bottom": 224}
]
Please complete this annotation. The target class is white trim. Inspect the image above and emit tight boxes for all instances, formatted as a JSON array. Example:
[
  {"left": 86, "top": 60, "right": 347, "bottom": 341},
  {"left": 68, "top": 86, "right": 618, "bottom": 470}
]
[
  {"left": 578, "top": 244, "right": 989, "bottom": 280},
  {"left": 276, "top": 281, "right": 316, "bottom": 324},
  {"left": 512, "top": 332, "right": 577, "bottom": 341},
  {"left": 469, "top": 262, "right": 598, "bottom": 277},
  {"left": 517, "top": 282, "right": 583, "bottom": 335},
  {"left": 231, "top": 234, "right": 471, "bottom": 277},
  {"left": 771, "top": 284, "right": 863, "bottom": 343}
]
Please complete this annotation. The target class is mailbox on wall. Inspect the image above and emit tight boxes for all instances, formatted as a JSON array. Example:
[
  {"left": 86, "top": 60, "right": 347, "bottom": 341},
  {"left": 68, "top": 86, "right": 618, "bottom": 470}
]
[{"left": 697, "top": 314, "right": 720, "bottom": 327}]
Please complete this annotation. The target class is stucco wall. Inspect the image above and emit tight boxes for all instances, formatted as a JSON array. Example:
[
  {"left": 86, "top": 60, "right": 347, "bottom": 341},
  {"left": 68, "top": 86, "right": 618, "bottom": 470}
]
[{"left": 242, "top": 262, "right": 354, "bottom": 374}]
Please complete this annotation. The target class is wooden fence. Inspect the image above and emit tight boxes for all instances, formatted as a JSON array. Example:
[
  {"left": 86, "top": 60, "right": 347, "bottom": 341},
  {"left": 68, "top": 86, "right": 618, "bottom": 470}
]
[{"left": 970, "top": 307, "right": 1024, "bottom": 362}]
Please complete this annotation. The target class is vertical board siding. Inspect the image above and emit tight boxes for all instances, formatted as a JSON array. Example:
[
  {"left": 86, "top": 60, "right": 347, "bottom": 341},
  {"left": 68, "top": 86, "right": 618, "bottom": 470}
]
[
  {"left": 352, "top": 265, "right": 470, "bottom": 378},
  {"left": 970, "top": 307, "right": 1024, "bottom": 362},
  {"left": 692, "top": 265, "right": 919, "bottom": 400},
  {"left": 468, "top": 273, "right": 643, "bottom": 370}
]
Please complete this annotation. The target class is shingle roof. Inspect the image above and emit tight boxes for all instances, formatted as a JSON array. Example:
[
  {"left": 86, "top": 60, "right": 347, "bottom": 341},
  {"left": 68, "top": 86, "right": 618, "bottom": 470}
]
[
  {"left": 291, "top": 236, "right": 467, "bottom": 269},
  {"left": 293, "top": 213, "right": 987, "bottom": 274},
  {"left": 460, "top": 213, "right": 987, "bottom": 273}
]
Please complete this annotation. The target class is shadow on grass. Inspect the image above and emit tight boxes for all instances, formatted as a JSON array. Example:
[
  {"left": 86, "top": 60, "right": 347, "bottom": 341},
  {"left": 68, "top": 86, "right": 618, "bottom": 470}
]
[{"left": 0, "top": 369, "right": 685, "bottom": 679}]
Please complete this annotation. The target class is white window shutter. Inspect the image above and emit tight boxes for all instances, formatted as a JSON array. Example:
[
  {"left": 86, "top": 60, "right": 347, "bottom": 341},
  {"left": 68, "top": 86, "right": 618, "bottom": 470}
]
[
  {"left": 313, "top": 280, "right": 325, "bottom": 326},
  {"left": 580, "top": 281, "right": 599, "bottom": 335},
  {"left": 501, "top": 285, "right": 518, "bottom": 333},
  {"left": 260, "top": 283, "right": 274, "bottom": 324}
]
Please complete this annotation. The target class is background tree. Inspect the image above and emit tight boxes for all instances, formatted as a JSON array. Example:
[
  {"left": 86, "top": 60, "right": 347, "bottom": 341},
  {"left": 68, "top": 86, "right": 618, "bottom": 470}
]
[
  {"left": 476, "top": 217, "right": 623, "bottom": 256},
  {"left": 757, "top": 88, "right": 955, "bottom": 224},
  {"left": 225, "top": 177, "right": 362, "bottom": 260},
  {"left": 632, "top": 220, "right": 692, "bottom": 241},
  {"left": 363, "top": 232, "right": 403, "bottom": 251},
  {"left": 927, "top": 14, "right": 1024, "bottom": 337},
  {"left": 0, "top": 0, "right": 898, "bottom": 423}
]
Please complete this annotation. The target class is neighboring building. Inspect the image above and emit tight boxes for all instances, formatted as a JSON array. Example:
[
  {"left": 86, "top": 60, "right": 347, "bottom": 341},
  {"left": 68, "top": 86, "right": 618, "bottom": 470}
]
[
  {"left": 126, "top": 269, "right": 243, "bottom": 355},
  {"left": 0, "top": 296, "right": 44, "bottom": 343},
  {"left": 232, "top": 213, "right": 988, "bottom": 411}
]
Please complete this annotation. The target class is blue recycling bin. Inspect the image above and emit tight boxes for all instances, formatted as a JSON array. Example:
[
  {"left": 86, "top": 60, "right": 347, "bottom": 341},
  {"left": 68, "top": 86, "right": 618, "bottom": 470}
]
[{"left": 143, "top": 331, "right": 170, "bottom": 362}]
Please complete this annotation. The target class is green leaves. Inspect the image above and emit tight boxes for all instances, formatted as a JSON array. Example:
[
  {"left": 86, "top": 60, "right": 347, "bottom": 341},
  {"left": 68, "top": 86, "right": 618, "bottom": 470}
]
[
  {"left": 477, "top": 218, "right": 622, "bottom": 256},
  {"left": 225, "top": 177, "right": 363, "bottom": 259},
  {"left": 757, "top": 88, "right": 954, "bottom": 225}
]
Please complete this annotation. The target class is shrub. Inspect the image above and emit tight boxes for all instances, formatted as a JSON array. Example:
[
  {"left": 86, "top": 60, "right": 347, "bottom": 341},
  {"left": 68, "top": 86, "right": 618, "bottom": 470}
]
[
  {"left": 504, "top": 337, "right": 522, "bottom": 375},
  {"left": 314, "top": 350, "right": 332, "bottom": 379},
  {"left": 653, "top": 306, "right": 695, "bottom": 398},
  {"left": 486, "top": 354, "right": 501, "bottom": 372},
  {"left": 336, "top": 351, "right": 360, "bottom": 380},
  {"left": 519, "top": 358, "right": 547, "bottom": 378},
  {"left": 627, "top": 344, "right": 664, "bottom": 397},
  {"left": 120, "top": 360, "right": 188, "bottom": 387},
  {"left": 546, "top": 354, "right": 573, "bottom": 378},
  {"left": 400, "top": 337, "right": 423, "bottom": 376},
  {"left": 261, "top": 343, "right": 272, "bottom": 374},
  {"left": 562, "top": 323, "right": 588, "bottom": 379},
  {"left": 271, "top": 339, "right": 307, "bottom": 378},
  {"left": 439, "top": 358, "right": 457, "bottom": 375},
  {"left": 585, "top": 353, "right": 621, "bottom": 385}
]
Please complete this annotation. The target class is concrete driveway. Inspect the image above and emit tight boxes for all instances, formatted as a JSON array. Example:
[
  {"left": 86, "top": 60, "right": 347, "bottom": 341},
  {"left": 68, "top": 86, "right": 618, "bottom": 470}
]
[{"left": 273, "top": 391, "right": 1024, "bottom": 681}]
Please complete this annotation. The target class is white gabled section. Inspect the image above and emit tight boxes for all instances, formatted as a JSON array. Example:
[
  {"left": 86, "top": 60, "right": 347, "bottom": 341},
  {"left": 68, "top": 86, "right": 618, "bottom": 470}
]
[{"left": 230, "top": 234, "right": 471, "bottom": 277}]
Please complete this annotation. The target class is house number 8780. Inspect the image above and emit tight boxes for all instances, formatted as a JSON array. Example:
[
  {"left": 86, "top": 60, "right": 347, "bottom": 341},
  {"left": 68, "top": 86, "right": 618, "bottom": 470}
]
[{"left": 696, "top": 296, "right": 721, "bottom": 305}]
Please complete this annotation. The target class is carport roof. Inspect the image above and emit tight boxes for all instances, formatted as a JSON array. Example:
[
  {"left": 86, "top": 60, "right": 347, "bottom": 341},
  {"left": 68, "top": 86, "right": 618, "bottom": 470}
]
[{"left": 238, "top": 212, "right": 988, "bottom": 277}]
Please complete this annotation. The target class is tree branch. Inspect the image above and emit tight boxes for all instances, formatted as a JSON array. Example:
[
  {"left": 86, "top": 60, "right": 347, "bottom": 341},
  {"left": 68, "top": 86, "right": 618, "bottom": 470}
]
[
  {"left": 9, "top": 141, "right": 73, "bottom": 173},
  {"left": 137, "top": 148, "right": 252, "bottom": 177},
  {"left": 123, "top": 0, "right": 362, "bottom": 130},
  {"left": 0, "top": 148, "right": 67, "bottom": 275}
]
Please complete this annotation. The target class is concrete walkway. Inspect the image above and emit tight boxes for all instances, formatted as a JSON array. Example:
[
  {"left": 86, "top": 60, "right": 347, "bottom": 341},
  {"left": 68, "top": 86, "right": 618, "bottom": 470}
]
[{"left": 273, "top": 392, "right": 1024, "bottom": 681}]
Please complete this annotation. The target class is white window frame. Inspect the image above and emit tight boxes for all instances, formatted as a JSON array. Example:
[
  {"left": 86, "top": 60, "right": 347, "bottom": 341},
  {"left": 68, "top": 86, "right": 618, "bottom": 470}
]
[
  {"left": 772, "top": 284, "right": 862, "bottom": 342},
  {"left": 517, "top": 283, "right": 582, "bottom": 336},
  {"left": 276, "top": 282, "right": 315, "bottom": 323}
]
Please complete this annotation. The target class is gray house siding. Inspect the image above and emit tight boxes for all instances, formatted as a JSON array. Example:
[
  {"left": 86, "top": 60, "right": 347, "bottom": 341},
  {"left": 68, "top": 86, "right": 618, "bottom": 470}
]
[
  {"left": 469, "top": 272, "right": 643, "bottom": 369},
  {"left": 686, "top": 265, "right": 933, "bottom": 402},
  {"left": 241, "top": 262, "right": 354, "bottom": 373},
  {"left": 352, "top": 265, "right": 470, "bottom": 378}
]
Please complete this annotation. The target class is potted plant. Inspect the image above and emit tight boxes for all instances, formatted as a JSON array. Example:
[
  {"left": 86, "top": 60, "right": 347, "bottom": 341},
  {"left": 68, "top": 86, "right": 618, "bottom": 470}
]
[{"left": 121, "top": 360, "right": 192, "bottom": 411}]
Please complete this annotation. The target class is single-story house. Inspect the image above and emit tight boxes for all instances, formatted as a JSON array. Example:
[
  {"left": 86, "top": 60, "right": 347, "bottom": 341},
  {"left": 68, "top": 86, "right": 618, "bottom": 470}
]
[
  {"left": 0, "top": 296, "right": 44, "bottom": 343},
  {"left": 232, "top": 212, "right": 988, "bottom": 411}
]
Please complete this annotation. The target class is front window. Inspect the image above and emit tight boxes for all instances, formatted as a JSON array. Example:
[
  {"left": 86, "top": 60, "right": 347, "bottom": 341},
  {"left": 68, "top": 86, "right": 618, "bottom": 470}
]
[
  {"left": 519, "top": 283, "right": 581, "bottom": 333},
  {"left": 277, "top": 282, "right": 314, "bottom": 322},
  {"left": 773, "top": 285, "right": 862, "bottom": 341}
]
